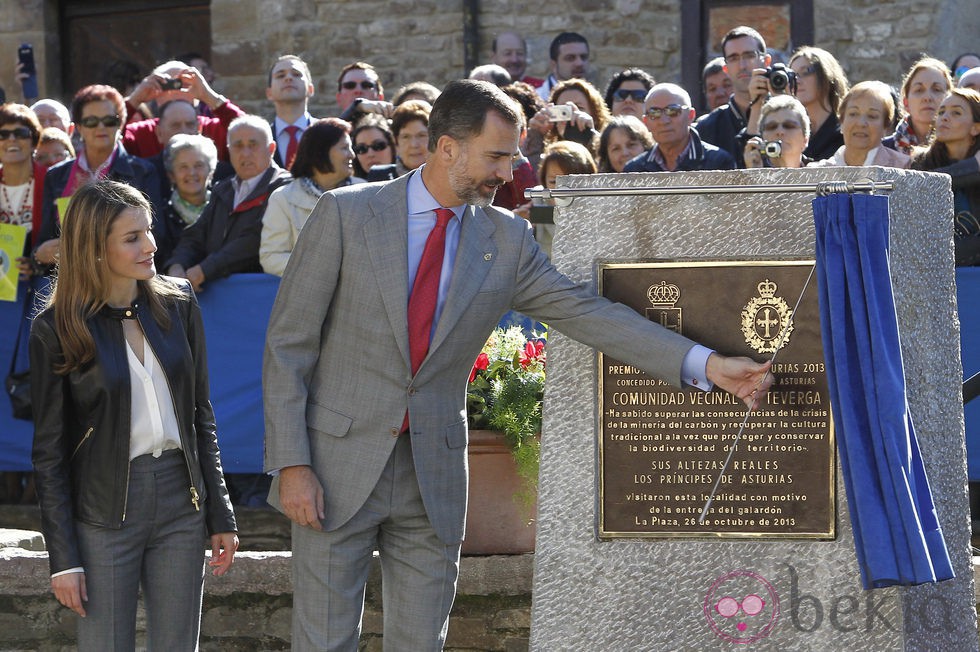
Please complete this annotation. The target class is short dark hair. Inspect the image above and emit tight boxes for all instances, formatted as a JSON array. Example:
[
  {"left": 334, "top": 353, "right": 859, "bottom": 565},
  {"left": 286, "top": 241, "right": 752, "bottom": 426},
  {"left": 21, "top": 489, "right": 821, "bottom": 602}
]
[
  {"left": 721, "top": 26, "right": 767, "bottom": 57},
  {"left": 337, "top": 61, "right": 384, "bottom": 97},
  {"left": 549, "top": 32, "right": 589, "bottom": 62},
  {"left": 0, "top": 102, "right": 41, "bottom": 146},
  {"left": 603, "top": 68, "right": 656, "bottom": 110},
  {"left": 290, "top": 118, "right": 351, "bottom": 178},
  {"left": 702, "top": 57, "right": 725, "bottom": 80},
  {"left": 427, "top": 79, "right": 521, "bottom": 152},
  {"left": 501, "top": 81, "right": 545, "bottom": 122},
  {"left": 267, "top": 55, "right": 311, "bottom": 87}
]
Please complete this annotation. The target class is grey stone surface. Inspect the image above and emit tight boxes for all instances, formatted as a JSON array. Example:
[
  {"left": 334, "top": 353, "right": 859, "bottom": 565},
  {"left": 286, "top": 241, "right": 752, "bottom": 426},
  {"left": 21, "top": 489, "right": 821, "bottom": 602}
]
[
  {"left": 530, "top": 167, "right": 977, "bottom": 651},
  {"left": 0, "top": 529, "right": 44, "bottom": 551}
]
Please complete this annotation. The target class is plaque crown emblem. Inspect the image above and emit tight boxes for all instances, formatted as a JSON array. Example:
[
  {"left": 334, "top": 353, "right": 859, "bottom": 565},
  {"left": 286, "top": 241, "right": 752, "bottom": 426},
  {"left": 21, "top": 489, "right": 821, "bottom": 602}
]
[
  {"left": 757, "top": 279, "right": 778, "bottom": 298},
  {"left": 647, "top": 281, "right": 680, "bottom": 306}
]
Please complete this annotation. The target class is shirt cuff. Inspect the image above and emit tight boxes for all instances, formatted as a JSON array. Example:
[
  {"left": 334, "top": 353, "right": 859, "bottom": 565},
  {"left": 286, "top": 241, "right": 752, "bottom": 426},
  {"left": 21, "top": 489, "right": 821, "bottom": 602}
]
[
  {"left": 51, "top": 567, "right": 84, "bottom": 578},
  {"left": 681, "top": 344, "right": 714, "bottom": 391}
]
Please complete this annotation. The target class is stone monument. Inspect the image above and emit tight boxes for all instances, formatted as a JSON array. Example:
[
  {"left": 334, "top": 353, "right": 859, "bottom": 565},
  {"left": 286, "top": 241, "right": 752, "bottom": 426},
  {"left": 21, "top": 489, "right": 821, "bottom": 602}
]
[{"left": 529, "top": 167, "right": 977, "bottom": 651}]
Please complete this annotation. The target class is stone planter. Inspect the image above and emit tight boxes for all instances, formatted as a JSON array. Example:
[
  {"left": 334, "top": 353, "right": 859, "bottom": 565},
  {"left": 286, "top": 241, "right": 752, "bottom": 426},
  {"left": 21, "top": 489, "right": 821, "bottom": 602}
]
[{"left": 463, "top": 429, "right": 537, "bottom": 555}]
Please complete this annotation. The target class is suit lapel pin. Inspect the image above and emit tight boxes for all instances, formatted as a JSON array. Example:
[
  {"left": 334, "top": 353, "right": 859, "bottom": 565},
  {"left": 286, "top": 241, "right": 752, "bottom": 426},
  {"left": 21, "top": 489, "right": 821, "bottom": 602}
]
[{"left": 484, "top": 253, "right": 492, "bottom": 261}]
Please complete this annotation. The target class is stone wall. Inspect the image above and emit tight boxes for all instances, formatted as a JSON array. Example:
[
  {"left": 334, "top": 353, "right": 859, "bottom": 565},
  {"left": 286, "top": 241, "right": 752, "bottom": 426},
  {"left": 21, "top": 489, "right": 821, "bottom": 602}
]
[
  {"left": 2, "top": 0, "right": 978, "bottom": 114},
  {"left": 0, "top": 529, "right": 532, "bottom": 651}
]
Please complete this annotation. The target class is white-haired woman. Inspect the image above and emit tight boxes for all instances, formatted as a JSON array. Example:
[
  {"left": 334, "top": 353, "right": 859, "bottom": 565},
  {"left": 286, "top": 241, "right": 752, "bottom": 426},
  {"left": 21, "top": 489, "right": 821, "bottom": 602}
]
[{"left": 155, "top": 133, "right": 218, "bottom": 266}]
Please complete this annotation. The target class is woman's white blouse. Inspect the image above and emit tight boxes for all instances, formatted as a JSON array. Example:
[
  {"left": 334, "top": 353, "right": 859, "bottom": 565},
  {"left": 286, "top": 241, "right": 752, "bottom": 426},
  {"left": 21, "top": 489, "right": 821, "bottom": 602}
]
[{"left": 125, "top": 333, "right": 182, "bottom": 461}]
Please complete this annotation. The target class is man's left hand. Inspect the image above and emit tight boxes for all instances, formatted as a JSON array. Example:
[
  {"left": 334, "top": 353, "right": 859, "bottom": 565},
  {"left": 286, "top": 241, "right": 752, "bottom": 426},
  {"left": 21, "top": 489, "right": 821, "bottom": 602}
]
[{"left": 705, "top": 353, "right": 773, "bottom": 410}]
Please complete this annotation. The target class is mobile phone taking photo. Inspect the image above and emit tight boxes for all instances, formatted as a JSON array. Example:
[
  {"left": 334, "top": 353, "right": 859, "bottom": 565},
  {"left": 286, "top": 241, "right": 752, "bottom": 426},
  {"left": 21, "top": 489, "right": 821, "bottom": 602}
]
[{"left": 18, "top": 44, "right": 37, "bottom": 100}]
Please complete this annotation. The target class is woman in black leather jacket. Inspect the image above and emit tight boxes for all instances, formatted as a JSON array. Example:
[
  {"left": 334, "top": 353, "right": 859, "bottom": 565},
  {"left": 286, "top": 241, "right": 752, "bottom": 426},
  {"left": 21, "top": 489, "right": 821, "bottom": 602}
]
[{"left": 29, "top": 180, "right": 237, "bottom": 650}]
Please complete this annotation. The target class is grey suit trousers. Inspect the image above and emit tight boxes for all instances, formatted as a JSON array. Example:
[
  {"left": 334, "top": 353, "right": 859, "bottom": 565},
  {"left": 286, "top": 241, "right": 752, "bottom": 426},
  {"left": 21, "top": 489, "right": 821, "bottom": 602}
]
[
  {"left": 291, "top": 434, "right": 461, "bottom": 651},
  {"left": 75, "top": 449, "right": 208, "bottom": 651}
]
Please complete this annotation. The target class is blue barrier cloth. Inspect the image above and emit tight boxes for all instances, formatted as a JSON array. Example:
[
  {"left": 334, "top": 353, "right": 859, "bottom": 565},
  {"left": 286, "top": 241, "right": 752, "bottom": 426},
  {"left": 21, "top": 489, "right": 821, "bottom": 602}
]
[
  {"left": 0, "top": 280, "right": 38, "bottom": 470},
  {"left": 957, "top": 267, "right": 980, "bottom": 480},
  {"left": 813, "top": 193, "right": 953, "bottom": 589},
  {"left": 195, "top": 274, "right": 280, "bottom": 472}
]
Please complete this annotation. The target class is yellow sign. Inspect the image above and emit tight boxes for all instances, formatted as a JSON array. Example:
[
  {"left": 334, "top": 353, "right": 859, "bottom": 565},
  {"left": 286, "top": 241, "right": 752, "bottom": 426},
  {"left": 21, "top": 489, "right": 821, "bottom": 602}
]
[{"left": 0, "top": 223, "right": 27, "bottom": 302}]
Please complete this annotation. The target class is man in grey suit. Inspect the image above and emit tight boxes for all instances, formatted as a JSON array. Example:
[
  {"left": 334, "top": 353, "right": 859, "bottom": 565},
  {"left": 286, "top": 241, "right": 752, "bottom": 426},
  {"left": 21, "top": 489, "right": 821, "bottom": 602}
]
[{"left": 263, "top": 79, "right": 772, "bottom": 651}]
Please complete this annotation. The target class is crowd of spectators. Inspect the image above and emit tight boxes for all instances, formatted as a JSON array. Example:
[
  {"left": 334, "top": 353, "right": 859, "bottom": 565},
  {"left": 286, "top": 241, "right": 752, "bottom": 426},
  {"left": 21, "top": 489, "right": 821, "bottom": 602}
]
[{"left": 2, "top": 27, "right": 979, "bottom": 503}]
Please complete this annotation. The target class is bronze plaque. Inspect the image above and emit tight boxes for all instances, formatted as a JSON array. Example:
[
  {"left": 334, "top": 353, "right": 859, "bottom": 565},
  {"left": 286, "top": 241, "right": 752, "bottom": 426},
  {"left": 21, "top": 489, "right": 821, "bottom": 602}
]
[{"left": 598, "top": 261, "right": 835, "bottom": 539}]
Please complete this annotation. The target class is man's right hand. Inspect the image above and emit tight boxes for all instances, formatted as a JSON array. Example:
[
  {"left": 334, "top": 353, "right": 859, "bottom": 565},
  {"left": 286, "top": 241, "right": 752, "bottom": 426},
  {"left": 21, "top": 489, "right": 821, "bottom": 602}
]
[
  {"left": 748, "top": 69, "right": 771, "bottom": 107},
  {"left": 279, "top": 465, "right": 325, "bottom": 530}
]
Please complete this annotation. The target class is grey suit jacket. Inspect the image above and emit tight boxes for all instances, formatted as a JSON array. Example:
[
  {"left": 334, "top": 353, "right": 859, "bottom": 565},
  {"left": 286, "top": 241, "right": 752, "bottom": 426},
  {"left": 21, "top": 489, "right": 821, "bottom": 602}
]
[{"left": 263, "top": 170, "right": 696, "bottom": 545}]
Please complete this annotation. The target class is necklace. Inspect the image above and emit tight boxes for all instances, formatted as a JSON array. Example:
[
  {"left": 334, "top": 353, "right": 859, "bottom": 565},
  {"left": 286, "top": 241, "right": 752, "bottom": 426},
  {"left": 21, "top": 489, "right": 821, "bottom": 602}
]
[{"left": 0, "top": 177, "right": 34, "bottom": 227}]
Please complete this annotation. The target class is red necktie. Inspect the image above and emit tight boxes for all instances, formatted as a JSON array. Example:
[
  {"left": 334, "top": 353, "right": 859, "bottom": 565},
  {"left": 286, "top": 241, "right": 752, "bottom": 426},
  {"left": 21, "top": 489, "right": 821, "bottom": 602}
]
[
  {"left": 283, "top": 125, "right": 300, "bottom": 170},
  {"left": 402, "top": 208, "right": 454, "bottom": 433},
  {"left": 408, "top": 208, "right": 454, "bottom": 374}
]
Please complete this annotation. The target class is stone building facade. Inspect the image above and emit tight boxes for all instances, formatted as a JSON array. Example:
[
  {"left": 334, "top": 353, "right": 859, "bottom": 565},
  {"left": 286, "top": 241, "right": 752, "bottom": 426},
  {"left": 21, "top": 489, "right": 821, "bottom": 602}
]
[{"left": 1, "top": 0, "right": 977, "bottom": 116}]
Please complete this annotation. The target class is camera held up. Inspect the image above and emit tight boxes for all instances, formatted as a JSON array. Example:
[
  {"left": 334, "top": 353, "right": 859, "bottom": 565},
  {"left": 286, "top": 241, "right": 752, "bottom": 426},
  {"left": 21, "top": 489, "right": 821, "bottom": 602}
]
[
  {"left": 762, "top": 140, "right": 783, "bottom": 160},
  {"left": 763, "top": 63, "right": 798, "bottom": 95}
]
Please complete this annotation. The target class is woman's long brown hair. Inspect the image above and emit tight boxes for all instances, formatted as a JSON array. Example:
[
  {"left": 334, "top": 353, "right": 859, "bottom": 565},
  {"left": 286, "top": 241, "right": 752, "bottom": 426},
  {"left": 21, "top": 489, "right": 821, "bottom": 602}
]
[{"left": 46, "top": 180, "right": 184, "bottom": 374}]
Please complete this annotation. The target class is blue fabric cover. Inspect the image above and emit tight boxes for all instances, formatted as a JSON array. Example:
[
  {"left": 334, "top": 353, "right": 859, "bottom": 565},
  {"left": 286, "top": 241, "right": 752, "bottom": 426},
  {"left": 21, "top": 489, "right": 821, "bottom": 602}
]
[{"left": 813, "top": 193, "right": 954, "bottom": 588}]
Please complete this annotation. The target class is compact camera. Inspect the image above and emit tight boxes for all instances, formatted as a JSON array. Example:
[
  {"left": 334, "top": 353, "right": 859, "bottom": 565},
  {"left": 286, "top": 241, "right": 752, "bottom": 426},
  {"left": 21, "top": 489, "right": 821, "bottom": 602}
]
[
  {"left": 546, "top": 105, "right": 573, "bottom": 122},
  {"left": 763, "top": 63, "right": 798, "bottom": 95},
  {"left": 762, "top": 140, "right": 783, "bottom": 159},
  {"left": 160, "top": 77, "right": 183, "bottom": 91}
]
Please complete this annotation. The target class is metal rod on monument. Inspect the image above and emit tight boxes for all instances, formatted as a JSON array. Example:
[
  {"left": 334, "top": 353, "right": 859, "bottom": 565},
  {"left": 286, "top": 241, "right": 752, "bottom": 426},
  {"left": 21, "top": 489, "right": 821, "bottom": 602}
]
[{"left": 524, "top": 179, "right": 895, "bottom": 203}]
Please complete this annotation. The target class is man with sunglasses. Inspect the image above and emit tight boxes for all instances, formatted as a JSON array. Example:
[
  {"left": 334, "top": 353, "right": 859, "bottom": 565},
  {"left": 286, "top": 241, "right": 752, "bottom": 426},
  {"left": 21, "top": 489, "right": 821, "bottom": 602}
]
[
  {"left": 336, "top": 62, "right": 395, "bottom": 126},
  {"left": 267, "top": 55, "right": 318, "bottom": 170},
  {"left": 695, "top": 26, "right": 772, "bottom": 168},
  {"left": 604, "top": 68, "right": 656, "bottom": 118},
  {"left": 624, "top": 83, "right": 735, "bottom": 173}
]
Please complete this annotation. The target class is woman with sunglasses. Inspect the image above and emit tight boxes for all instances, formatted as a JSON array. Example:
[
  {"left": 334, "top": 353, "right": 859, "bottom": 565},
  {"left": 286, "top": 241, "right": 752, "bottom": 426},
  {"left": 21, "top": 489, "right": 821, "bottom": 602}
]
[
  {"left": 350, "top": 115, "right": 395, "bottom": 178},
  {"left": 743, "top": 95, "right": 811, "bottom": 169},
  {"left": 261, "top": 118, "right": 362, "bottom": 276},
  {"left": 0, "top": 103, "right": 46, "bottom": 280},
  {"left": 33, "top": 85, "right": 160, "bottom": 272},
  {"left": 787, "top": 46, "right": 849, "bottom": 162},
  {"left": 603, "top": 68, "right": 656, "bottom": 118},
  {"left": 911, "top": 88, "right": 980, "bottom": 266}
]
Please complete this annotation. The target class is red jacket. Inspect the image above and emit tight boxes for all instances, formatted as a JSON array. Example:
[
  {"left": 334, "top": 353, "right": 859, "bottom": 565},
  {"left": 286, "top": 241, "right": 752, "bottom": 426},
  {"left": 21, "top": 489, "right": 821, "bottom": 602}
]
[
  {"left": 122, "top": 100, "right": 245, "bottom": 161},
  {"left": 0, "top": 160, "right": 45, "bottom": 247}
]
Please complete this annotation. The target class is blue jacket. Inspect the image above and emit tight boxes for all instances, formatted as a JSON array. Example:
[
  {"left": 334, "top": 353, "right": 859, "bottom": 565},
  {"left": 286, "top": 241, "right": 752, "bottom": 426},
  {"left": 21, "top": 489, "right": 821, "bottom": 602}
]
[
  {"left": 623, "top": 128, "right": 736, "bottom": 173},
  {"left": 694, "top": 97, "right": 747, "bottom": 167}
]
